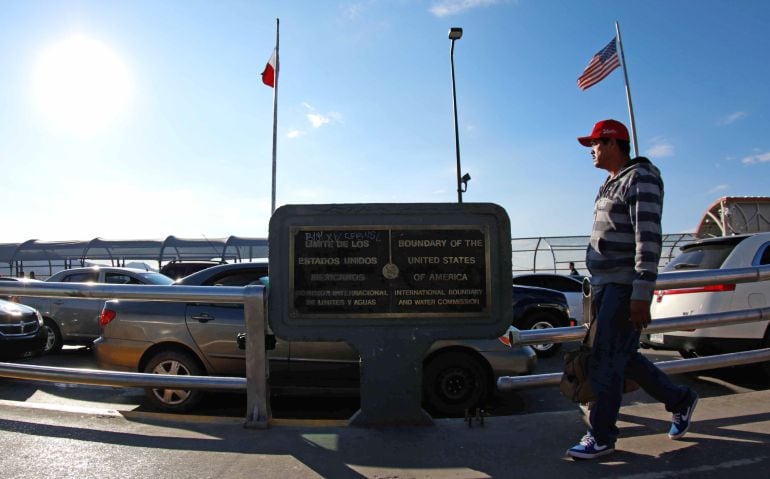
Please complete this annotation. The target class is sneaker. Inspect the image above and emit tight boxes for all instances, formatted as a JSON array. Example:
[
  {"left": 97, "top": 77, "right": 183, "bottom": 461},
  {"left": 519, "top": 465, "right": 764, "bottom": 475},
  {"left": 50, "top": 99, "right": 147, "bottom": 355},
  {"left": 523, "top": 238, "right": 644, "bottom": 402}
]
[
  {"left": 669, "top": 391, "right": 699, "bottom": 440},
  {"left": 566, "top": 432, "right": 615, "bottom": 460}
]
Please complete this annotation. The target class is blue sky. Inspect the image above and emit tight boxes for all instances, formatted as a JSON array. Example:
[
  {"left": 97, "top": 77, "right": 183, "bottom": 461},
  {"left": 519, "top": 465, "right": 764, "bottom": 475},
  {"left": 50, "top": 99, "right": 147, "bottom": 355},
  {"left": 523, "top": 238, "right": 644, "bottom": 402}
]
[{"left": 1, "top": 0, "right": 768, "bottom": 244}]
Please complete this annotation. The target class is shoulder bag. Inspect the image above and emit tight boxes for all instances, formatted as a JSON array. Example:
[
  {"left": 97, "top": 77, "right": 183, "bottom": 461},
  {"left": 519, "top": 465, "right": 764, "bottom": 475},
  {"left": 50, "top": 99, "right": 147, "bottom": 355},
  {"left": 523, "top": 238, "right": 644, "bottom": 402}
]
[{"left": 559, "top": 319, "right": 639, "bottom": 403}]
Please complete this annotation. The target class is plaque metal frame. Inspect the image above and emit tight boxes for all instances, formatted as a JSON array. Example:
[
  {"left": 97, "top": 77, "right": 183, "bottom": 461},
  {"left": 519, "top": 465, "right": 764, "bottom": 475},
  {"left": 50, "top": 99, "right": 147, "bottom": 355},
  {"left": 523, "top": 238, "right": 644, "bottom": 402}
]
[{"left": 269, "top": 203, "right": 512, "bottom": 341}]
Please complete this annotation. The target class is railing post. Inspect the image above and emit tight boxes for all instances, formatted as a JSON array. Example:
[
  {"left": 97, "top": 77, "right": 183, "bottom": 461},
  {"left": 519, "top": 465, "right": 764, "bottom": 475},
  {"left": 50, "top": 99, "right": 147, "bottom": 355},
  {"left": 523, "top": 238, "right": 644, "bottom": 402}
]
[{"left": 243, "top": 284, "right": 270, "bottom": 429}]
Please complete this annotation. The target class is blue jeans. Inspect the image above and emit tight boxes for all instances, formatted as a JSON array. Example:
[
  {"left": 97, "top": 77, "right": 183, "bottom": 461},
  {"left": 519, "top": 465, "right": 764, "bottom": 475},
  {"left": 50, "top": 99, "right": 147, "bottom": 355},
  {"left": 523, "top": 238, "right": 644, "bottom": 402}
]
[{"left": 588, "top": 283, "right": 692, "bottom": 446}]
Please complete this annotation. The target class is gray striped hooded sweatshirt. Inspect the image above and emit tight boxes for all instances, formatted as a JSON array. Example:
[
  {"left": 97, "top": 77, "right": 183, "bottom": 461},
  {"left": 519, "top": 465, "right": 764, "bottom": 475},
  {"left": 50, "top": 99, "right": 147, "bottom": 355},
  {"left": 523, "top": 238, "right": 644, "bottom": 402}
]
[{"left": 586, "top": 157, "right": 663, "bottom": 302}]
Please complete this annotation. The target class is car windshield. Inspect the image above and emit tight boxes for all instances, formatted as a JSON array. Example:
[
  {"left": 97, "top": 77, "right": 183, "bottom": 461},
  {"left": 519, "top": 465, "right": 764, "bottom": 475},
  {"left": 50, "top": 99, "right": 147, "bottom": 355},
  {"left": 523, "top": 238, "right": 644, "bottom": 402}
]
[
  {"left": 663, "top": 243, "right": 737, "bottom": 272},
  {"left": 174, "top": 264, "right": 269, "bottom": 286},
  {"left": 137, "top": 272, "right": 175, "bottom": 285}
]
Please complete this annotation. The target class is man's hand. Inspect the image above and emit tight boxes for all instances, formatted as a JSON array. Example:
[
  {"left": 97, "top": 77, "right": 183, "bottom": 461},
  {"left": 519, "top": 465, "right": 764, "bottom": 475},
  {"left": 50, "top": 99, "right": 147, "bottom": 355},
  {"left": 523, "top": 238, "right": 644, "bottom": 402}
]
[{"left": 629, "top": 299, "right": 652, "bottom": 330}]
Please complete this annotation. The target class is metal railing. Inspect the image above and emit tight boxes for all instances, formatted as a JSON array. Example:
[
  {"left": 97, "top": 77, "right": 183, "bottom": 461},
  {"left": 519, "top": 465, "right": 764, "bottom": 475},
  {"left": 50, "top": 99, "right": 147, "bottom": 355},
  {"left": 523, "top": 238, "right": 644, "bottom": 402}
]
[
  {"left": 498, "top": 264, "right": 770, "bottom": 391},
  {"left": 0, "top": 282, "right": 269, "bottom": 429},
  {"left": 1, "top": 265, "right": 769, "bottom": 424},
  {"left": 510, "top": 233, "right": 696, "bottom": 274}
]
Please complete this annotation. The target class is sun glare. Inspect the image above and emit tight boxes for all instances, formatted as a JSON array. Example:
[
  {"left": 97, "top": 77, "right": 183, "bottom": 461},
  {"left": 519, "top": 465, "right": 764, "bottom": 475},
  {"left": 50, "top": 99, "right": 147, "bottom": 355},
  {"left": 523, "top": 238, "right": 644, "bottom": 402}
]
[{"left": 32, "top": 34, "right": 132, "bottom": 136}]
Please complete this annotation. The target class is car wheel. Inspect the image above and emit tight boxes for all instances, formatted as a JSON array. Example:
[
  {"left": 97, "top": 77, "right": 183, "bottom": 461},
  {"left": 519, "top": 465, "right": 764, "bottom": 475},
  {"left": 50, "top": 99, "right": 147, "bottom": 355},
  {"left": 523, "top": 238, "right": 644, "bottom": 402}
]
[
  {"left": 422, "top": 351, "right": 489, "bottom": 417},
  {"left": 43, "top": 318, "right": 63, "bottom": 354},
  {"left": 523, "top": 312, "right": 562, "bottom": 358},
  {"left": 678, "top": 349, "right": 698, "bottom": 359},
  {"left": 143, "top": 350, "right": 205, "bottom": 412}
]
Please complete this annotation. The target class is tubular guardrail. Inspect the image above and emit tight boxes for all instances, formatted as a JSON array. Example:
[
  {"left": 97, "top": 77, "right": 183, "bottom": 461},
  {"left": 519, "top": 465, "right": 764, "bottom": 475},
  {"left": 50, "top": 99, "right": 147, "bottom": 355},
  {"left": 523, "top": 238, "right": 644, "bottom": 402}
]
[
  {"left": 0, "top": 362, "right": 246, "bottom": 390},
  {"left": 1, "top": 265, "right": 768, "bottom": 421},
  {"left": 498, "top": 348, "right": 770, "bottom": 390},
  {"left": 499, "top": 264, "right": 770, "bottom": 392},
  {"left": 0, "top": 282, "right": 269, "bottom": 429}
]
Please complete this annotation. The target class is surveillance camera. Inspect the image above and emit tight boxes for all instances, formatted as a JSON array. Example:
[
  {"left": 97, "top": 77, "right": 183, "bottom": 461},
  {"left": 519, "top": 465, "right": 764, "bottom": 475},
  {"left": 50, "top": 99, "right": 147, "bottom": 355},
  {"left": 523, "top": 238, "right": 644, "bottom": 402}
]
[{"left": 460, "top": 173, "right": 471, "bottom": 193}]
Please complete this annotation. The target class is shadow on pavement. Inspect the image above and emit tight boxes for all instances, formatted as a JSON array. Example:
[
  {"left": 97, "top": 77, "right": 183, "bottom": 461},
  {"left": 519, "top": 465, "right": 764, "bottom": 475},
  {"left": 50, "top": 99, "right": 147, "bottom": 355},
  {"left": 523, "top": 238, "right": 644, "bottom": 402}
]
[{"left": 2, "top": 399, "right": 770, "bottom": 479}]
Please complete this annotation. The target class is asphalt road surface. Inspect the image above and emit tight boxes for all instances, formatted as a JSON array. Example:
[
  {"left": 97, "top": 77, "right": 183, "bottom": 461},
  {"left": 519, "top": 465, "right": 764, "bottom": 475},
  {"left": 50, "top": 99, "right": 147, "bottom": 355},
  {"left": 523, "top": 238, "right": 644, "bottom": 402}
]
[{"left": 2, "top": 344, "right": 769, "bottom": 420}]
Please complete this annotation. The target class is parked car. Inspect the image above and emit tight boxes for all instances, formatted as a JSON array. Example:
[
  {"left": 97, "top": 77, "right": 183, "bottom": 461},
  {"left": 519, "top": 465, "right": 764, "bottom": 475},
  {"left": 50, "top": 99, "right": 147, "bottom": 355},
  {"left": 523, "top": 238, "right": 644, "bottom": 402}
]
[
  {"left": 511, "top": 284, "right": 572, "bottom": 357},
  {"left": 641, "top": 232, "right": 770, "bottom": 374},
  {"left": 94, "top": 261, "right": 537, "bottom": 416},
  {"left": 0, "top": 298, "right": 47, "bottom": 359},
  {"left": 16, "top": 266, "right": 174, "bottom": 353},
  {"left": 159, "top": 260, "right": 225, "bottom": 280},
  {"left": 513, "top": 273, "right": 585, "bottom": 324}
]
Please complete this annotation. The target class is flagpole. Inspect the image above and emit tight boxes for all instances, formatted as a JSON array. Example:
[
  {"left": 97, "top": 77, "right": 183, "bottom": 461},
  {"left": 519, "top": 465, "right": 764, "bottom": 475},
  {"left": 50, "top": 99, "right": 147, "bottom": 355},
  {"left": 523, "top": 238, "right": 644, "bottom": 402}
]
[
  {"left": 615, "top": 21, "right": 639, "bottom": 157},
  {"left": 270, "top": 18, "right": 280, "bottom": 214}
]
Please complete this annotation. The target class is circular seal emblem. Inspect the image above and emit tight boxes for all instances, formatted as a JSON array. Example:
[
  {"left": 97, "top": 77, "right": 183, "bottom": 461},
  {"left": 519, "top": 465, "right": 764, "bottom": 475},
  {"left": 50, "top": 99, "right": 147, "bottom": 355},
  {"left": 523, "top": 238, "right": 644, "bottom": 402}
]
[{"left": 382, "top": 262, "right": 399, "bottom": 280}]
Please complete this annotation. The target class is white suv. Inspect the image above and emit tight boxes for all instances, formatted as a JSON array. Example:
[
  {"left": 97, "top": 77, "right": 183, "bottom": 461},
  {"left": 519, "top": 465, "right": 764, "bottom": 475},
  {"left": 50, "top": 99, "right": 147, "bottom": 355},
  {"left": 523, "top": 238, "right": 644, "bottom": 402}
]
[{"left": 643, "top": 232, "right": 770, "bottom": 366}]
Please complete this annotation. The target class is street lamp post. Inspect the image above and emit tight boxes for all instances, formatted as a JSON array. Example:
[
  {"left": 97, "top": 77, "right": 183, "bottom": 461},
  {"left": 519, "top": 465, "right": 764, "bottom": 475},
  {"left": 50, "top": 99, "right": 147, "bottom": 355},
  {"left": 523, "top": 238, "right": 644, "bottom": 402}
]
[{"left": 449, "top": 27, "right": 466, "bottom": 203}]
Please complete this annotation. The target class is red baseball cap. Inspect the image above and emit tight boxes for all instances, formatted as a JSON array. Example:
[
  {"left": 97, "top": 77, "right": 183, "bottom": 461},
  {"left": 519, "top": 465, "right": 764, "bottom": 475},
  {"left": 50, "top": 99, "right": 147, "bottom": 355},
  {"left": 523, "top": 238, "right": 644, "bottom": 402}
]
[{"left": 577, "top": 119, "right": 629, "bottom": 146}]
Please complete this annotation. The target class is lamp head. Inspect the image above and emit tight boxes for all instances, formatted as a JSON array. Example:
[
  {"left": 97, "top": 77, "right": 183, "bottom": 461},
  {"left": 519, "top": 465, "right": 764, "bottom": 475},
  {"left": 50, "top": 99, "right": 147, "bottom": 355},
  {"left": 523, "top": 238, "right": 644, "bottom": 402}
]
[{"left": 448, "top": 27, "right": 463, "bottom": 40}]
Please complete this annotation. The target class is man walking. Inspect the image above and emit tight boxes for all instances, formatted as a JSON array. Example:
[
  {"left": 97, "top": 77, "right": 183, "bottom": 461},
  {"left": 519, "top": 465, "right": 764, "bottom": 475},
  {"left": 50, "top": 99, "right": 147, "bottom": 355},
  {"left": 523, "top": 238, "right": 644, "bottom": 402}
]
[{"left": 566, "top": 119, "right": 698, "bottom": 460}]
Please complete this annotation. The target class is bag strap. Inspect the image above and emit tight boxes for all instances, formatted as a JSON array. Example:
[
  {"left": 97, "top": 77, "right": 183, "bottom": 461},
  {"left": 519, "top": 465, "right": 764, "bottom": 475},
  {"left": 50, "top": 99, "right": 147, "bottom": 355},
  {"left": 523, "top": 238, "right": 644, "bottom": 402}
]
[
  {"left": 583, "top": 297, "right": 597, "bottom": 347},
  {"left": 582, "top": 319, "right": 594, "bottom": 346}
]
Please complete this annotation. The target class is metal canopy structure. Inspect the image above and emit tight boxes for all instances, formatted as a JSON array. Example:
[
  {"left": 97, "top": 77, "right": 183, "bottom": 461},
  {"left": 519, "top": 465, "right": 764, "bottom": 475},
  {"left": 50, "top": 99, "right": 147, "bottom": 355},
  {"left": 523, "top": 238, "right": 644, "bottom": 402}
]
[
  {"left": 695, "top": 196, "right": 770, "bottom": 238},
  {"left": 0, "top": 236, "right": 268, "bottom": 278},
  {"left": 0, "top": 230, "right": 715, "bottom": 279},
  {"left": 2, "top": 233, "right": 698, "bottom": 279}
]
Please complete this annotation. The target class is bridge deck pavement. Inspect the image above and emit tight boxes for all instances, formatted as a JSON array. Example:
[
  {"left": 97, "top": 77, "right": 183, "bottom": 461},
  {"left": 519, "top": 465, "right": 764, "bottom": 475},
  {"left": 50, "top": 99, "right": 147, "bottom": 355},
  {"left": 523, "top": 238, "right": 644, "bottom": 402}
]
[{"left": 1, "top": 389, "right": 769, "bottom": 478}]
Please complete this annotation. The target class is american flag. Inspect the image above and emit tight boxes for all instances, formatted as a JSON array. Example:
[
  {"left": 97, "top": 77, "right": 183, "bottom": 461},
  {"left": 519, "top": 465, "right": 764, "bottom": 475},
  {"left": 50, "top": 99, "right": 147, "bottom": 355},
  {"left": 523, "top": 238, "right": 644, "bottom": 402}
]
[{"left": 577, "top": 37, "right": 620, "bottom": 90}]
